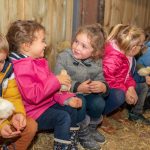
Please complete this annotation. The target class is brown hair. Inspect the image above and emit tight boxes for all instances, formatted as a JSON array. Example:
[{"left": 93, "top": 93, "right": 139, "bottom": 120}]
[
  {"left": 0, "top": 33, "right": 9, "bottom": 55},
  {"left": 73, "top": 23, "right": 106, "bottom": 59},
  {"left": 6, "top": 20, "right": 45, "bottom": 52},
  {"left": 107, "top": 24, "right": 145, "bottom": 54}
]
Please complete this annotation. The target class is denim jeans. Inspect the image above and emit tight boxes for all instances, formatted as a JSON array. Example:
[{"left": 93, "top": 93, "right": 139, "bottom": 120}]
[
  {"left": 37, "top": 104, "right": 77, "bottom": 141},
  {"left": 131, "top": 82, "right": 149, "bottom": 114},
  {"left": 76, "top": 94, "right": 87, "bottom": 122},
  {"left": 103, "top": 88, "right": 125, "bottom": 115},
  {"left": 80, "top": 93, "right": 106, "bottom": 119}
]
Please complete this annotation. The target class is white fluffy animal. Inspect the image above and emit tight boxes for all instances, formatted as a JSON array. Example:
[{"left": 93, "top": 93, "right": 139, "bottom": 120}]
[
  {"left": 138, "top": 66, "right": 150, "bottom": 76},
  {"left": 0, "top": 97, "right": 15, "bottom": 119},
  {"left": 60, "top": 70, "right": 71, "bottom": 92}
]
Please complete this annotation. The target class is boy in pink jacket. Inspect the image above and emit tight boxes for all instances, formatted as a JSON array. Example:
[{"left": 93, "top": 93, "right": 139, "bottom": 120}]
[{"left": 7, "top": 20, "right": 85, "bottom": 150}]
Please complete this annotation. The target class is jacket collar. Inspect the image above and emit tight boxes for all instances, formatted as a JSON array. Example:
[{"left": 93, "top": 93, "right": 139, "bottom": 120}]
[{"left": 67, "top": 49, "right": 92, "bottom": 67}]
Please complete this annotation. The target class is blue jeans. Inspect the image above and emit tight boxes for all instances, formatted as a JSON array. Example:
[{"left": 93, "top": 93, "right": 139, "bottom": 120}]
[
  {"left": 131, "top": 82, "right": 149, "bottom": 114},
  {"left": 103, "top": 88, "right": 125, "bottom": 115},
  {"left": 37, "top": 104, "right": 77, "bottom": 141},
  {"left": 80, "top": 93, "right": 105, "bottom": 119},
  {"left": 76, "top": 94, "right": 87, "bottom": 122}
]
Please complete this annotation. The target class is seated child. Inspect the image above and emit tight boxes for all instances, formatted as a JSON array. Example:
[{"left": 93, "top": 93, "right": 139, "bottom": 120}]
[
  {"left": 7, "top": 20, "right": 85, "bottom": 150},
  {"left": 55, "top": 23, "right": 109, "bottom": 150},
  {"left": 136, "top": 26, "right": 150, "bottom": 111},
  {"left": 103, "top": 24, "right": 150, "bottom": 129},
  {"left": 0, "top": 33, "right": 37, "bottom": 150}
]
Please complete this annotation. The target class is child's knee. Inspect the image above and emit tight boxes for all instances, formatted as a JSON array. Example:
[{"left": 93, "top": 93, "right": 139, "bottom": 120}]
[{"left": 25, "top": 117, "right": 38, "bottom": 136}]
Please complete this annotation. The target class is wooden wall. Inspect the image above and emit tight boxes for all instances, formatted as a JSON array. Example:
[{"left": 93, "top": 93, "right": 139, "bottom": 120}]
[
  {"left": 0, "top": 0, "right": 73, "bottom": 68},
  {"left": 104, "top": 0, "right": 150, "bottom": 32}
]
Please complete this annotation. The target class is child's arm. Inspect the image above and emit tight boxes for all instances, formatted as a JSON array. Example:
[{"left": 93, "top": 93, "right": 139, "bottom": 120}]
[
  {"left": 3, "top": 75, "right": 26, "bottom": 116},
  {"left": 103, "top": 55, "right": 127, "bottom": 91},
  {"left": 125, "top": 86, "right": 138, "bottom": 105},
  {"left": 13, "top": 58, "right": 62, "bottom": 104}
]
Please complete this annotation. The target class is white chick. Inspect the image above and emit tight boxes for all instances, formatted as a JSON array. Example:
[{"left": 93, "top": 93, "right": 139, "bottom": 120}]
[
  {"left": 138, "top": 67, "right": 150, "bottom": 76},
  {"left": 60, "top": 69, "right": 71, "bottom": 92},
  {"left": 0, "top": 97, "right": 15, "bottom": 119}
]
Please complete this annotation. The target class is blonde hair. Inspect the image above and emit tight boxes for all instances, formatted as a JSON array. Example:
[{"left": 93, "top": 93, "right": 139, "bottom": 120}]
[
  {"left": 73, "top": 23, "right": 106, "bottom": 59},
  {"left": 107, "top": 24, "right": 144, "bottom": 53},
  {"left": 0, "top": 33, "right": 9, "bottom": 55}
]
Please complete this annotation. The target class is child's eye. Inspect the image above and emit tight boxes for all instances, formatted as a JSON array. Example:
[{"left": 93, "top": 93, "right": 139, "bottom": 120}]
[
  {"left": 82, "top": 44, "right": 87, "bottom": 49},
  {"left": 74, "top": 39, "right": 78, "bottom": 44}
]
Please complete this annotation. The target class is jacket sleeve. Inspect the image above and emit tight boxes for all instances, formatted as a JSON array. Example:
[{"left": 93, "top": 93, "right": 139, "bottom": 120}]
[
  {"left": 103, "top": 55, "right": 127, "bottom": 92},
  {"left": 0, "top": 120, "right": 10, "bottom": 132},
  {"left": 13, "top": 59, "right": 61, "bottom": 105},
  {"left": 53, "top": 92, "right": 75, "bottom": 105},
  {"left": 3, "top": 73, "right": 26, "bottom": 116},
  {"left": 125, "top": 74, "right": 136, "bottom": 89}
]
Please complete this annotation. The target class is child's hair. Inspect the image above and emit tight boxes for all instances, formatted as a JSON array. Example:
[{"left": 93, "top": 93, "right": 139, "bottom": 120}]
[
  {"left": 144, "top": 26, "right": 150, "bottom": 42},
  {"left": 107, "top": 24, "right": 145, "bottom": 53},
  {"left": 73, "top": 23, "right": 106, "bottom": 59},
  {"left": 0, "top": 33, "right": 9, "bottom": 55},
  {"left": 6, "top": 20, "right": 45, "bottom": 52}
]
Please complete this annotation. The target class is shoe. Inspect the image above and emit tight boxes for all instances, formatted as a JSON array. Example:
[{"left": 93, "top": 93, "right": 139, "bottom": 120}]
[
  {"left": 128, "top": 112, "right": 150, "bottom": 125},
  {"left": 89, "top": 125, "right": 106, "bottom": 144},
  {"left": 78, "top": 126, "right": 101, "bottom": 150}
]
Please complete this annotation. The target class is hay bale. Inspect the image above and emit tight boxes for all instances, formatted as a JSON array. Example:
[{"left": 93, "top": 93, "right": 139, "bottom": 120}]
[{"left": 29, "top": 132, "right": 54, "bottom": 150}]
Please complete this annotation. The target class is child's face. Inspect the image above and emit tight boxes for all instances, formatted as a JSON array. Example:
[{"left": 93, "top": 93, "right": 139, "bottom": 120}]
[
  {"left": 26, "top": 30, "right": 46, "bottom": 58},
  {"left": 72, "top": 33, "right": 94, "bottom": 60},
  {"left": 127, "top": 34, "right": 145, "bottom": 57},
  {"left": 0, "top": 51, "right": 7, "bottom": 72}
]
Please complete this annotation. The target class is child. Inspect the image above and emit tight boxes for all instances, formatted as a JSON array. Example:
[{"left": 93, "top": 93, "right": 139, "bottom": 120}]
[
  {"left": 7, "top": 20, "right": 84, "bottom": 150},
  {"left": 136, "top": 26, "right": 150, "bottom": 111},
  {"left": 102, "top": 24, "right": 150, "bottom": 126},
  {"left": 137, "top": 26, "right": 150, "bottom": 67},
  {"left": 0, "top": 33, "right": 37, "bottom": 150},
  {"left": 55, "top": 23, "right": 109, "bottom": 150}
]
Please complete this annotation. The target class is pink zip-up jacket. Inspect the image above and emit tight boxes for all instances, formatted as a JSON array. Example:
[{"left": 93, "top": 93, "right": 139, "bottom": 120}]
[
  {"left": 12, "top": 57, "right": 75, "bottom": 119},
  {"left": 102, "top": 41, "right": 136, "bottom": 92}
]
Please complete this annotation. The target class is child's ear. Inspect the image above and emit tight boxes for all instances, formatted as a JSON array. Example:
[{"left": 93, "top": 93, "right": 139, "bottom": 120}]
[{"left": 22, "top": 43, "right": 30, "bottom": 52}]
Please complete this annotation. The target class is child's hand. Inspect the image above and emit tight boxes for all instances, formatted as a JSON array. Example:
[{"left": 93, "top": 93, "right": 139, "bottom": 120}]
[
  {"left": 77, "top": 79, "right": 91, "bottom": 94},
  {"left": 0, "top": 124, "right": 21, "bottom": 138},
  {"left": 89, "top": 81, "right": 106, "bottom": 93},
  {"left": 125, "top": 87, "right": 138, "bottom": 105},
  {"left": 145, "top": 76, "right": 150, "bottom": 85},
  {"left": 56, "top": 74, "right": 71, "bottom": 87},
  {"left": 68, "top": 97, "right": 82, "bottom": 108},
  {"left": 11, "top": 113, "right": 26, "bottom": 131}
]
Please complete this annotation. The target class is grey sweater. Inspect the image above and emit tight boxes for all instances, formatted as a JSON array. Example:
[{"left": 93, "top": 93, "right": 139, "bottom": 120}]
[{"left": 54, "top": 49, "right": 109, "bottom": 96}]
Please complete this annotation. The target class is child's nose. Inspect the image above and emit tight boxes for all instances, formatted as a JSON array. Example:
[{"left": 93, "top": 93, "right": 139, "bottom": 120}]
[{"left": 75, "top": 43, "right": 82, "bottom": 50}]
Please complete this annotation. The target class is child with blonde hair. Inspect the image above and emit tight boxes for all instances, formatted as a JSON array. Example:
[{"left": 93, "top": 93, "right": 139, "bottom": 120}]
[
  {"left": 103, "top": 24, "right": 150, "bottom": 126},
  {"left": 7, "top": 20, "right": 85, "bottom": 150},
  {"left": 0, "top": 33, "right": 37, "bottom": 150},
  {"left": 55, "top": 23, "right": 109, "bottom": 150}
]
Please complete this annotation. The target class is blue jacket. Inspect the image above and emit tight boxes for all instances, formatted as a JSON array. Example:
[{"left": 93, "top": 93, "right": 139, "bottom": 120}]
[{"left": 137, "top": 41, "right": 150, "bottom": 67}]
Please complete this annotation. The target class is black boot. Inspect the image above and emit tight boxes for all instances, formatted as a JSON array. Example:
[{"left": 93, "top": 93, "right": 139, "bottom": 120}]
[
  {"left": 78, "top": 115, "right": 101, "bottom": 150},
  {"left": 89, "top": 117, "right": 106, "bottom": 144},
  {"left": 70, "top": 126, "right": 80, "bottom": 150},
  {"left": 54, "top": 139, "right": 71, "bottom": 150}
]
